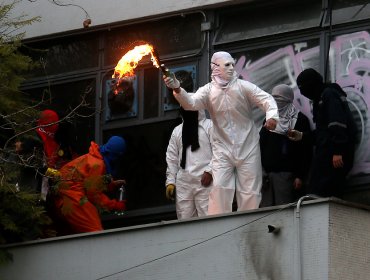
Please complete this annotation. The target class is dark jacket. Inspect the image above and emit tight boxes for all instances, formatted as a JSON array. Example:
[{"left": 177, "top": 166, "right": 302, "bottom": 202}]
[
  {"left": 260, "top": 112, "right": 313, "bottom": 180},
  {"left": 313, "top": 84, "right": 356, "bottom": 174}
]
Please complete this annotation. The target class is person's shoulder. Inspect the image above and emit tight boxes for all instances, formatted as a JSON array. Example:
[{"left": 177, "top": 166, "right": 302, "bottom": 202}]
[
  {"left": 237, "top": 79, "right": 259, "bottom": 91},
  {"left": 322, "top": 83, "right": 345, "bottom": 99},
  {"left": 172, "top": 124, "right": 183, "bottom": 135},
  {"left": 198, "top": 82, "right": 213, "bottom": 92},
  {"left": 297, "top": 112, "right": 312, "bottom": 129},
  {"left": 298, "top": 111, "right": 310, "bottom": 121}
]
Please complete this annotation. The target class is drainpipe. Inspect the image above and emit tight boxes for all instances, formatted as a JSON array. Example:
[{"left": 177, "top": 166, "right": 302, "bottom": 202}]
[{"left": 295, "top": 195, "right": 320, "bottom": 280}]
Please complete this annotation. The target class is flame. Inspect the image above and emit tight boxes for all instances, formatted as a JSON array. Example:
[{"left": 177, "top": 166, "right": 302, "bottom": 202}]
[{"left": 112, "top": 44, "right": 160, "bottom": 79}]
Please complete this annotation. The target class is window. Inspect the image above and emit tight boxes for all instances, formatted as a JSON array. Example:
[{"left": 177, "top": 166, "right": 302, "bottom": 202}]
[
  {"left": 229, "top": 38, "right": 320, "bottom": 126},
  {"left": 163, "top": 65, "right": 197, "bottom": 111},
  {"left": 214, "top": 0, "right": 322, "bottom": 45},
  {"left": 104, "top": 77, "right": 139, "bottom": 121},
  {"left": 24, "top": 34, "right": 99, "bottom": 77},
  {"left": 328, "top": 30, "right": 370, "bottom": 180},
  {"left": 24, "top": 79, "right": 96, "bottom": 155},
  {"left": 327, "top": 0, "right": 370, "bottom": 26},
  {"left": 104, "top": 13, "right": 204, "bottom": 67}
]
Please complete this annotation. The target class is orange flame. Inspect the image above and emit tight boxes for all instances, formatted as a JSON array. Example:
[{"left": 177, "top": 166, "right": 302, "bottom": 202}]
[{"left": 112, "top": 44, "right": 160, "bottom": 79}]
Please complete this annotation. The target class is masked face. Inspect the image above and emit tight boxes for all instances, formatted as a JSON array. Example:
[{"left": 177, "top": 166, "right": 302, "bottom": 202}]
[
  {"left": 296, "top": 68, "right": 324, "bottom": 101},
  {"left": 218, "top": 59, "right": 235, "bottom": 81},
  {"left": 211, "top": 51, "right": 236, "bottom": 82},
  {"left": 272, "top": 84, "right": 294, "bottom": 109}
]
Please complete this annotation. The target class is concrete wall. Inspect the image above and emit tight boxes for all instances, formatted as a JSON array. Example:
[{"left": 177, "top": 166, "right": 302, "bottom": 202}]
[
  {"left": 5, "top": 0, "right": 253, "bottom": 39},
  {"left": 329, "top": 203, "right": 370, "bottom": 280},
  {"left": 4, "top": 198, "right": 367, "bottom": 280}
]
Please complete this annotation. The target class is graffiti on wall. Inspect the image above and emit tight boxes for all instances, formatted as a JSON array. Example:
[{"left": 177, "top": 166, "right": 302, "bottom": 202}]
[{"left": 234, "top": 31, "right": 370, "bottom": 178}]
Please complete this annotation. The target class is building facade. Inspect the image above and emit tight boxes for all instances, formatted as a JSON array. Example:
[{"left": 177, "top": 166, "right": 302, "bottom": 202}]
[{"left": 7, "top": 0, "right": 370, "bottom": 220}]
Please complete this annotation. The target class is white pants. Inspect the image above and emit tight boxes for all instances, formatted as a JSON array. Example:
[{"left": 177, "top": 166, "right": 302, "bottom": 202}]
[
  {"left": 208, "top": 146, "right": 262, "bottom": 215},
  {"left": 175, "top": 176, "right": 212, "bottom": 220}
]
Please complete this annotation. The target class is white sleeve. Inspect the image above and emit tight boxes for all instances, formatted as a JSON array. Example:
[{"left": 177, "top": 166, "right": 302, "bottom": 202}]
[
  {"left": 241, "top": 80, "right": 279, "bottom": 121},
  {"left": 200, "top": 119, "right": 213, "bottom": 175},
  {"left": 165, "top": 125, "right": 181, "bottom": 186},
  {"left": 173, "top": 84, "right": 211, "bottom": 111}
]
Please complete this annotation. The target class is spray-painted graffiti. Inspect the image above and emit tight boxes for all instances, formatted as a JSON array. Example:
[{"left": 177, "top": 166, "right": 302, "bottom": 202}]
[{"left": 234, "top": 31, "right": 370, "bottom": 178}]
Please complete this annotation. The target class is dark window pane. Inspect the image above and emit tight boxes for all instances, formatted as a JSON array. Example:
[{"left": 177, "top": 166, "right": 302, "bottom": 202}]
[
  {"left": 104, "top": 13, "right": 203, "bottom": 66},
  {"left": 24, "top": 79, "right": 96, "bottom": 154},
  {"left": 214, "top": 1, "right": 322, "bottom": 45},
  {"left": 329, "top": 31, "right": 370, "bottom": 182},
  {"left": 24, "top": 34, "right": 99, "bottom": 77},
  {"left": 163, "top": 65, "right": 196, "bottom": 111},
  {"left": 104, "top": 77, "right": 138, "bottom": 121},
  {"left": 331, "top": 0, "right": 370, "bottom": 25},
  {"left": 143, "top": 67, "right": 159, "bottom": 119},
  {"left": 103, "top": 118, "right": 181, "bottom": 210}
]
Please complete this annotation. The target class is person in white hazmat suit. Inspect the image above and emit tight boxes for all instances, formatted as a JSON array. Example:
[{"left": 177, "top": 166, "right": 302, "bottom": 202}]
[
  {"left": 163, "top": 51, "right": 279, "bottom": 214},
  {"left": 165, "top": 106, "right": 213, "bottom": 219}
]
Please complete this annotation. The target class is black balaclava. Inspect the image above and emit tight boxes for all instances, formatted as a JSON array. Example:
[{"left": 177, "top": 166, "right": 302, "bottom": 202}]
[
  {"left": 296, "top": 68, "right": 325, "bottom": 101},
  {"left": 179, "top": 107, "right": 199, "bottom": 169}
]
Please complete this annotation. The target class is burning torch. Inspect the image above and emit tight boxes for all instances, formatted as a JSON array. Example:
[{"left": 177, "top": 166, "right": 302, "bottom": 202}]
[
  {"left": 111, "top": 43, "right": 174, "bottom": 95},
  {"left": 151, "top": 46, "right": 174, "bottom": 78}
]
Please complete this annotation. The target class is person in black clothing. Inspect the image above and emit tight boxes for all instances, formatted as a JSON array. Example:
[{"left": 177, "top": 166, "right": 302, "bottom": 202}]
[
  {"left": 296, "top": 68, "right": 356, "bottom": 197},
  {"left": 259, "top": 84, "right": 312, "bottom": 207}
]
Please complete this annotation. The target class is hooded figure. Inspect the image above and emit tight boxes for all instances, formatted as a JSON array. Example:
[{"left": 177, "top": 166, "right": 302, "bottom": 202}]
[
  {"left": 100, "top": 135, "right": 127, "bottom": 178},
  {"left": 55, "top": 136, "right": 127, "bottom": 233},
  {"left": 165, "top": 69, "right": 213, "bottom": 219},
  {"left": 164, "top": 51, "right": 279, "bottom": 214},
  {"left": 166, "top": 107, "right": 213, "bottom": 219},
  {"left": 36, "top": 109, "right": 60, "bottom": 168},
  {"left": 36, "top": 109, "right": 77, "bottom": 169},
  {"left": 270, "top": 84, "right": 299, "bottom": 135},
  {"left": 296, "top": 68, "right": 356, "bottom": 197},
  {"left": 259, "top": 84, "right": 312, "bottom": 207}
]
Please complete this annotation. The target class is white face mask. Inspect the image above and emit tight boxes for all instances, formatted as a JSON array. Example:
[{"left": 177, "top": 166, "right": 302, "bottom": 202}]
[
  {"left": 217, "top": 59, "right": 235, "bottom": 81},
  {"left": 211, "top": 52, "right": 236, "bottom": 84}
]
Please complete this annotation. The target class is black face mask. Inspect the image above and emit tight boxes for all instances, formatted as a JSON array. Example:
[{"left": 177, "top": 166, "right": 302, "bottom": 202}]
[
  {"left": 296, "top": 68, "right": 325, "bottom": 101},
  {"left": 179, "top": 108, "right": 199, "bottom": 169}
]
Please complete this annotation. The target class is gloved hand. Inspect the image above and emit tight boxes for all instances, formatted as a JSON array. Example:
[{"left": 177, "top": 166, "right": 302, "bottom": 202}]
[
  {"left": 45, "top": 167, "right": 61, "bottom": 179},
  {"left": 166, "top": 184, "right": 176, "bottom": 200},
  {"left": 163, "top": 75, "right": 180, "bottom": 90},
  {"left": 112, "top": 200, "right": 126, "bottom": 211},
  {"left": 108, "top": 179, "right": 126, "bottom": 192},
  {"left": 287, "top": 129, "right": 303, "bottom": 141}
]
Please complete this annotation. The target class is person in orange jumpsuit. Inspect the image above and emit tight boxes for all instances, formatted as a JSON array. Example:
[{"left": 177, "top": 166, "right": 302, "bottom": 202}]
[{"left": 54, "top": 136, "right": 127, "bottom": 233}]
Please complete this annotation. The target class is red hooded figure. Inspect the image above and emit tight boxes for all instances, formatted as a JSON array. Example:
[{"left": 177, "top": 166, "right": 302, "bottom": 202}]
[{"left": 36, "top": 110, "right": 60, "bottom": 168}]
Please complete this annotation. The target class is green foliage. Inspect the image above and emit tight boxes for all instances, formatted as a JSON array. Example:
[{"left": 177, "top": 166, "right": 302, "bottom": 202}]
[
  {"left": 0, "top": 182, "right": 52, "bottom": 243},
  {"left": 0, "top": 1, "right": 41, "bottom": 145},
  {"left": 0, "top": 1, "right": 54, "bottom": 264},
  {"left": 0, "top": 179, "right": 53, "bottom": 264}
]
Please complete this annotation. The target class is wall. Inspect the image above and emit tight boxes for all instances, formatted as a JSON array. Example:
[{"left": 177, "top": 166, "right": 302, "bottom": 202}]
[
  {"left": 5, "top": 0, "right": 251, "bottom": 39},
  {"left": 3, "top": 199, "right": 368, "bottom": 280},
  {"left": 329, "top": 203, "right": 370, "bottom": 279}
]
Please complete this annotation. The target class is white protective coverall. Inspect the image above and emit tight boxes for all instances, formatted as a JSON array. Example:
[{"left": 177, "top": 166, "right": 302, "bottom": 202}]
[
  {"left": 166, "top": 110, "right": 213, "bottom": 219},
  {"left": 167, "top": 51, "right": 279, "bottom": 214}
]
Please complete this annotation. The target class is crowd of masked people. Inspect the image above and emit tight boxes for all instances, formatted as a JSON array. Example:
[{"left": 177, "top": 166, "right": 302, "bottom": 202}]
[
  {"left": 164, "top": 52, "right": 356, "bottom": 220},
  {"left": 12, "top": 51, "right": 357, "bottom": 236}
]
